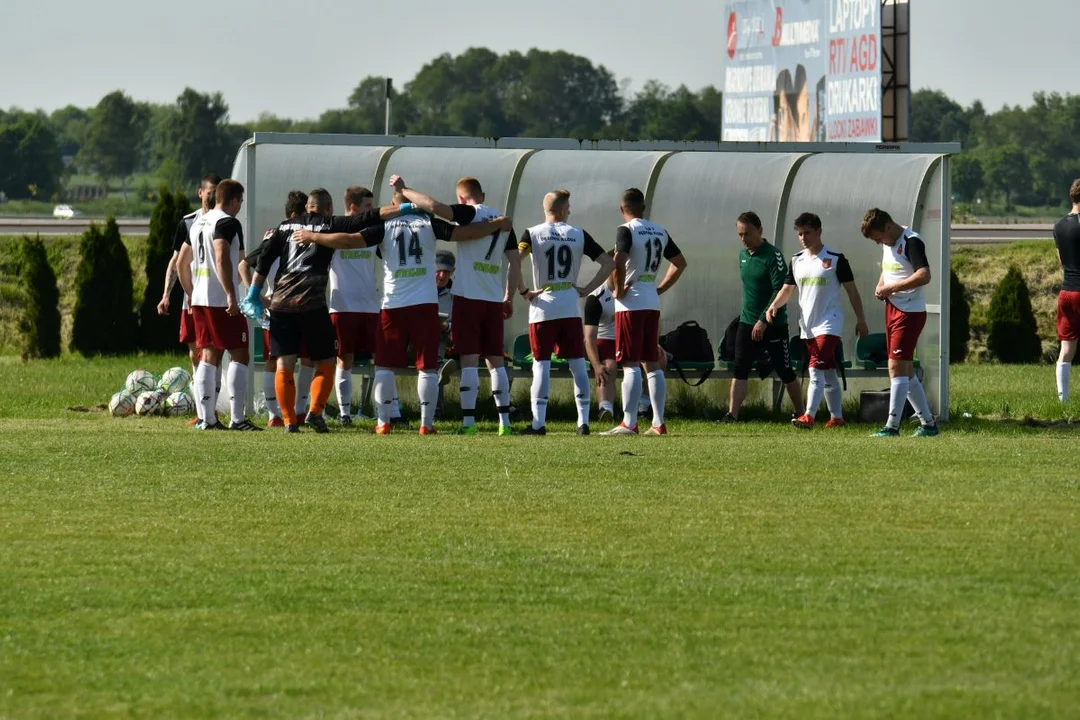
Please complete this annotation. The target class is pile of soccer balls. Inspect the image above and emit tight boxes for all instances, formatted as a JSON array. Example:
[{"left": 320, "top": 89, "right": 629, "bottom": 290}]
[{"left": 109, "top": 367, "right": 195, "bottom": 418}]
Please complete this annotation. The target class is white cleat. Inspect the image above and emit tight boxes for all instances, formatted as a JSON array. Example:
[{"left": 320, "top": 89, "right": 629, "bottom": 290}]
[{"left": 601, "top": 423, "right": 639, "bottom": 436}]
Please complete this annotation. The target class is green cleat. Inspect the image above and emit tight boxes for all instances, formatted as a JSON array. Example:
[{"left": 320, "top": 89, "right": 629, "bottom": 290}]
[
  {"left": 497, "top": 425, "right": 513, "bottom": 436},
  {"left": 871, "top": 426, "right": 900, "bottom": 437},
  {"left": 455, "top": 425, "right": 479, "bottom": 435},
  {"left": 913, "top": 423, "right": 939, "bottom": 437}
]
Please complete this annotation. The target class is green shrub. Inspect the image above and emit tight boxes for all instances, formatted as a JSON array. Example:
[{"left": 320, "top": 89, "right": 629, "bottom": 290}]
[
  {"left": 71, "top": 218, "right": 138, "bottom": 355},
  {"left": 18, "top": 236, "right": 61, "bottom": 358},
  {"left": 949, "top": 269, "right": 971, "bottom": 363},
  {"left": 987, "top": 265, "right": 1042, "bottom": 363},
  {"left": 139, "top": 188, "right": 192, "bottom": 351}
]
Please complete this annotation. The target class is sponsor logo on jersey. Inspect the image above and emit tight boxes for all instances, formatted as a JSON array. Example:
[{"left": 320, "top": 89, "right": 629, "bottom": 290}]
[
  {"left": 472, "top": 261, "right": 500, "bottom": 274},
  {"left": 542, "top": 282, "right": 574, "bottom": 292},
  {"left": 882, "top": 261, "right": 903, "bottom": 271},
  {"left": 395, "top": 267, "right": 427, "bottom": 279},
  {"left": 339, "top": 250, "right": 372, "bottom": 260}
]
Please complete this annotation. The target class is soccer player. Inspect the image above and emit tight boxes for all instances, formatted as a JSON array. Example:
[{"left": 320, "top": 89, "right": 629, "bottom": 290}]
[
  {"left": 602, "top": 188, "right": 687, "bottom": 436},
  {"left": 518, "top": 190, "right": 615, "bottom": 435},
  {"left": 293, "top": 180, "right": 512, "bottom": 435},
  {"left": 241, "top": 190, "right": 308, "bottom": 427},
  {"left": 583, "top": 275, "right": 617, "bottom": 421},
  {"left": 723, "top": 211, "right": 805, "bottom": 422},
  {"left": 327, "top": 186, "right": 382, "bottom": 426},
  {"left": 765, "top": 212, "right": 869, "bottom": 429},
  {"left": 861, "top": 207, "right": 939, "bottom": 437},
  {"left": 157, "top": 173, "right": 220, "bottom": 425},
  {"left": 432, "top": 177, "right": 522, "bottom": 435},
  {"left": 244, "top": 189, "right": 407, "bottom": 433},
  {"left": 1052, "top": 178, "right": 1080, "bottom": 403},
  {"left": 176, "top": 179, "right": 259, "bottom": 430}
]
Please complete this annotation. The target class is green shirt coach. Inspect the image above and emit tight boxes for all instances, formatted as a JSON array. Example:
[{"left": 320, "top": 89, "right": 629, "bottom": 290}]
[{"left": 740, "top": 239, "right": 788, "bottom": 326}]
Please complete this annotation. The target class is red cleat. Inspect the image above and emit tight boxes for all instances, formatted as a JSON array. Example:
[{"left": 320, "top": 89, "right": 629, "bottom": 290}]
[
  {"left": 418, "top": 425, "right": 437, "bottom": 436},
  {"left": 824, "top": 417, "right": 846, "bottom": 428},
  {"left": 791, "top": 413, "right": 815, "bottom": 430},
  {"left": 374, "top": 423, "right": 392, "bottom": 435},
  {"left": 267, "top": 416, "right": 285, "bottom": 428}
]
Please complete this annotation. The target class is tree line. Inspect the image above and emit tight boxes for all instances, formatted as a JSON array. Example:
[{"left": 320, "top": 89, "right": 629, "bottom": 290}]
[{"left": 1, "top": 46, "right": 1077, "bottom": 211}]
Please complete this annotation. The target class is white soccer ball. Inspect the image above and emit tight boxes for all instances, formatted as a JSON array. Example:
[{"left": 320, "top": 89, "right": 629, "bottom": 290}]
[
  {"left": 158, "top": 366, "right": 191, "bottom": 394},
  {"left": 125, "top": 369, "right": 156, "bottom": 394},
  {"left": 109, "top": 390, "right": 136, "bottom": 417},
  {"left": 164, "top": 391, "right": 195, "bottom": 417},
  {"left": 135, "top": 390, "right": 167, "bottom": 417}
]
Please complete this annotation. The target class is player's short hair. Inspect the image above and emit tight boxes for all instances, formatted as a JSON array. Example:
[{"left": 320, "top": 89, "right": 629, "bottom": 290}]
[
  {"left": 794, "top": 212, "right": 822, "bottom": 231},
  {"left": 344, "top": 186, "right": 373, "bottom": 209},
  {"left": 216, "top": 179, "right": 244, "bottom": 206},
  {"left": 201, "top": 173, "right": 222, "bottom": 190},
  {"left": 1070, "top": 178, "right": 1080, "bottom": 205},
  {"left": 456, "top": 177, "right": 483, "bottom": 198},
  {"left": 622, "top": 188, "right": 646, "bottom": 215},
  {"left": 546, "top": 189, "right": 571, "bottom": 215},
  {"left": 861, "top": 208, "right": 893, "bottom": 238},
  {"left": 307, "top": 188, "right": 333, "bottom": 213},
  {"left": 285, "top": 190, "right": 307, "bottom": 217},
  {"left": 737, "top": 211, "right": 762, "bottom": 230}
]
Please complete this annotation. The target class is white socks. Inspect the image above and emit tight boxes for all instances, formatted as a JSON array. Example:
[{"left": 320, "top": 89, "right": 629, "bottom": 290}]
[
  {"left": 1057, "top": 362, "right": 1071, "bottom": 403},
  {"left": 417, "top": 371, "right": 438, "bottom": 429},
  {"left": 531, "top": 360, "right": 550, "bottom": 429},
  {"left": 490, "top": 366, "right": 511, "bottom": 427},
  {"left": 335, "top": 366, "right": 352, "bottom": 418},
  {"left": 647, "top": 370, "right": 666, "bottom": 427},
  {"left": 569, "top": 357, "right": 590, "bottom": 428},
  {"left": 622, "top": 366, "right": 643, "bottom": 428},
  {"left": 262, "top": 368, "right": 280, "bottom": 419},
  {"left": 887, "top": 376, "right": 909, "bottom": 429},
  {"left": 907, "top": 374, "right": 934, "bottom": 425},
  {"left": 806, "top": 367, "right": 826, "bottom": 418},
  {"left": 227, "top": 362, "right": 247, "bottom": 425},
  {"left": 823, "top": 369, "right": 843, "bottom": 419},
  {"left": 460, "top": 366, "right": 479, "bottom": 427},
  {"left": 194, "top": 361, "right": 217, "bottom": 424},
  {"left": 295, "top": 364, "right": 314, "bottom": 417},
  {"left": 374, "top": 368, "right": 395, "bottom": 425}
]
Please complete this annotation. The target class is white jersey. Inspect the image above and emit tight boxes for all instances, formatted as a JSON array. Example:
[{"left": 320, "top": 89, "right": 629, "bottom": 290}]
[
  {"left": 788, "top": 245, "right": 854, "bottom": 338},
  {"left": 189, "top": 208, "right": 243, "bottom": 308},
  {"left": 328, "top": 244, "right": 379, "bottom": 313},
  {"left": 179, "top": 209, "right": 203, "bottom": 311},
  {"left": 372, "top": 215, "right": 457, "bottom": 310},
  {"left": 586, "top": 284, "right": 616, "bottom": 340},
  {"left": 522, "top": 222, "right": 603, "bottom": 324},
  {"left": 452, "top": 203, "right": 514, "bottom": 303},
  {"left": 614, "top": 217, "right": 678, "bottom": 312},
  {"left": 881, "top": 227, "right": 929, "bottom": 313}
]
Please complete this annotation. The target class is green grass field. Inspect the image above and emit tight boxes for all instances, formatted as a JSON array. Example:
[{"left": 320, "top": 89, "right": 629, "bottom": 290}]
[{"left": 2, "top": 356, "right": 1079, "bottom": 718}]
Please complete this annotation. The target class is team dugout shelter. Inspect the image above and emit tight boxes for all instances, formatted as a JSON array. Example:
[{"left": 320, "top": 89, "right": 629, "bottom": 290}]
[{"left": 230, "top": 135, "right": 958, "bottom": 420}]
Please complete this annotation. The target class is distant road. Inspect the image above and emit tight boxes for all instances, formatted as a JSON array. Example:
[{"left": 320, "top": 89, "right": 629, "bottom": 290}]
[{"left": 0, "top": 218, "right": 1057, "bottom": 246}]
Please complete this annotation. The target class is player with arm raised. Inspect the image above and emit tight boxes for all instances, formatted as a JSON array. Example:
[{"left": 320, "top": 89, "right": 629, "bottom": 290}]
[
  {"left": 243, "top": 188, "right": 405, "bottom": 433},
  {"left": 518, "top": 190, "right": 616, "bottom": 435},
  {"left": 602, "top": 188, "right": 687, "bottom": 436},
  {"left": 176, "top": 179, "right": 257, "bottom": 430},
  {"left": 766, "top": 212, "right": 868, "bottom": 429},
  {"left": 294, "top": 184, "right": 511, "bottom": 435},
  {"left": 391, "top": 175, "right": 523, "bottom": 435},
  {"left": 1052, "top": 179, "right": 1080, "bottom": 403},
  {"left": 862, "top": 208, "right": 938, "bottom": 437}
]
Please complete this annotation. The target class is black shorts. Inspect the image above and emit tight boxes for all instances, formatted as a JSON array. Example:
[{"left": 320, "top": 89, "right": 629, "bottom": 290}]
[
  {"left": 732, "top": 321, "right": 795, "bottom": 383},
  {"left": 269, "top": 309, "right": 337, "bottom": 361}
]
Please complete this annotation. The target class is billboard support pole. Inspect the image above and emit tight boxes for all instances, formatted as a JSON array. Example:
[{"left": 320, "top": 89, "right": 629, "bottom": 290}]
[{"left": 881, "top": 0, "right": 911, "bottom": 142}]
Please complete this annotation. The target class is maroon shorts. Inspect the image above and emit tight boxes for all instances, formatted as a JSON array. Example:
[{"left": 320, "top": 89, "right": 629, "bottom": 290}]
[
  {"left": 596, "top": 338, "right": 616, "bottom": 363},
  {"left": 615, "top": 310, "right": 661, "bottom": 363},
  {"left": 804, "top": 335, "right": 841, "bottom": 369},
  {"left": 452, "top": 296, "right": 505, "bottom": 357},
  {"left": 377, "top": 304, "right": 440, "bottom": 370},
  {"left": 1056, "top": 290, "right": 1080, "bottom": 341},
  {"left": 192, "top": 306, "right": 248, "bottom": 351},
  {"left": 179, "top": 308, "right": 195, "bottom": 344},
  {"left": 885, "top": 302, "right": 926, "bottom": 361},
  {"left": 332, "top": 311, "right": 379, "bottom": 357},
  {"left": 529, "top": 317, "right": 585, "bottom": 360}
]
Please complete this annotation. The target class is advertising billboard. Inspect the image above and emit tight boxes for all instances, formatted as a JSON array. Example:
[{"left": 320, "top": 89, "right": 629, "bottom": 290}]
[{"left": 723, "top": 0, "right": 882, "bottom": 142}]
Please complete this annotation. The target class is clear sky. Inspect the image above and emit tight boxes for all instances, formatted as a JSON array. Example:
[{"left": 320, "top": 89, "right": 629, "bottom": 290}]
[{"left": 3, "top": 0, "right": 1072, "bottom": 122}]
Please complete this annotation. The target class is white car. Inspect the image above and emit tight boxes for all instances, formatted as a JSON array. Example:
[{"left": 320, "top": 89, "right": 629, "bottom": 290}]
[{"left": 53, "top": 204, "right": 77, "bottom": 219}]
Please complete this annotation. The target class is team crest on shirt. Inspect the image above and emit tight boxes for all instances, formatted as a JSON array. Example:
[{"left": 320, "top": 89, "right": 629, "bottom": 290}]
[{"left": 821, "top": 258, "right": 832, "bottom": 269}]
